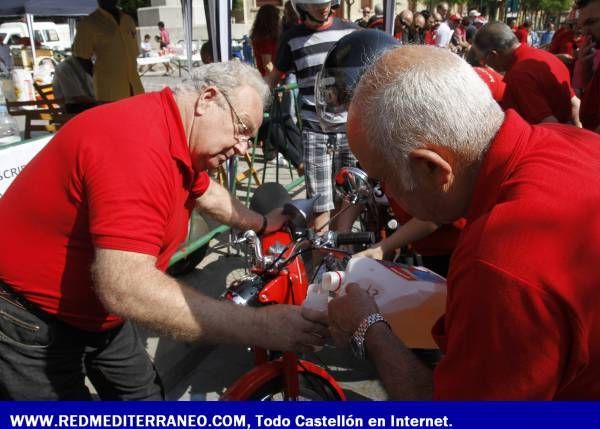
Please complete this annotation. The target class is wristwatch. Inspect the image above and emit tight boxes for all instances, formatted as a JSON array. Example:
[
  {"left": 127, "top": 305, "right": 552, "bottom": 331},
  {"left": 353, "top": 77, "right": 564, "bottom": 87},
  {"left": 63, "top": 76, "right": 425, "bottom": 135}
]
[{"left": 350, "top": 313, "right": 390, "bottom": 360}]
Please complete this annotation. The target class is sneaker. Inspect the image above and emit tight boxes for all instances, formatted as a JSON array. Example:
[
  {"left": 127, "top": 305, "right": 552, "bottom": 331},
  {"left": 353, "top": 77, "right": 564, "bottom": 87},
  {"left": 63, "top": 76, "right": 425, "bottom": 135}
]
[{"left": 276, "top": 153, "right": 289, "bottom": 166}]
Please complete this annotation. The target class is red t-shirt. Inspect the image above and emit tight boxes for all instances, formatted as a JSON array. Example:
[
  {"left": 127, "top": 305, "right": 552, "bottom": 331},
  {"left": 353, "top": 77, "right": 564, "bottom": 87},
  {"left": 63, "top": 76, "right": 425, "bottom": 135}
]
[
  {"left": 474, "top": 66, "right": 506, "bottom": 102},
  {"left": 432, "top": 110, "right": 600, "bottom": 399},
  {"left": 501, "top": 44, "right": 575, "bottom": 124},
  {"left": 549, "top": 28, "right": 575, "bottom": 56},
  {"left": 424, "top": 30, "right": 436, "bottom": 45},
  {"left": 515, "top": 26, "right": 529, "bottom": 45},
  {"left": 0, "top": 89, "right": 209, "bottom": 331},
  {"left": 252, "top": 36, "right": 277, "bottom": 77},
  {"left": 580, "top": 67, "right": 600, "bottom": 132}
]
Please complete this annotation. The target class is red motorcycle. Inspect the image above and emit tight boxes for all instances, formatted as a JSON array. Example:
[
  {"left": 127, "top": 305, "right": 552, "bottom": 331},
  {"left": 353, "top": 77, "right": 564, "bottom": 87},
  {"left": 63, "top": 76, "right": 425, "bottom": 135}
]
[{"left": 220, "top": 182, "right": 374, "bottom": 400}]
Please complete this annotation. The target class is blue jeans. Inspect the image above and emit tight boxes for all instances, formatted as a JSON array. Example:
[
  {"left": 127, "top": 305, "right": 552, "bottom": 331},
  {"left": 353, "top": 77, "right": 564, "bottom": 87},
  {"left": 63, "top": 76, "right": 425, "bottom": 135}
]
[{"left": 0, "top": 281, "right": 164, "bottom": 400}]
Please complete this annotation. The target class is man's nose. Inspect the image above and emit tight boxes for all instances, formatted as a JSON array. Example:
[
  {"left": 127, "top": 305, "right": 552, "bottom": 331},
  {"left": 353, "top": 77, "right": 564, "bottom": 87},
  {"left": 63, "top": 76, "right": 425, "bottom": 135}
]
[{"left": 233, "top": 139, "right": 248, "bottom": 156}]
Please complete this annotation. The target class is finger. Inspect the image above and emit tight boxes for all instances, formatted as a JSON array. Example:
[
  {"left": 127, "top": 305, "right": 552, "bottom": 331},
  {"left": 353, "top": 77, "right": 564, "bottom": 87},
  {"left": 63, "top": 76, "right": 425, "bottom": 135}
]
[
  {"left": 301, "top": 306, "right": 328, "bottom": 324},
  {"left": 308, "top": 323, "right": 330, "bottom": 339},
  {"left": 295, "top": 332, "right": 326, "bottom": 348}
]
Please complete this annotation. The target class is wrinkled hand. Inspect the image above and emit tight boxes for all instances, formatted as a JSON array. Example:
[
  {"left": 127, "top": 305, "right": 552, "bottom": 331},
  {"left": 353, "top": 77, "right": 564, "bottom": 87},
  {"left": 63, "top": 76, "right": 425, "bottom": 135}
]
[
  {"left": 257, "top": 305, "right": 329, "bottom": 352},
  {"left": 265, "top": 208, "right": 289, "bottom": 234},
  {"left": 327, "top": 283, "right": 380, "bottom": 349},
  {"left": 355, "top": 243, "right": 385, "bottom": 260}
]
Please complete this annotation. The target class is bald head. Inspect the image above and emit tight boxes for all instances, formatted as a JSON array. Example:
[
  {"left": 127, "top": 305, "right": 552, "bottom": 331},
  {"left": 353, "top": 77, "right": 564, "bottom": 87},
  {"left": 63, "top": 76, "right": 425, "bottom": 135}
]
[
  {"left": 349, "top": 46, "right": 504, "bottom": 189},
  {"left": 472, "top": 22, "right": 519, "bottom": 55},
  {"left": 400, "top": 9, "right": 414, "bottom": 23},
  {"left": 414, "top": 13, "right": 426, "bottom": 29}
]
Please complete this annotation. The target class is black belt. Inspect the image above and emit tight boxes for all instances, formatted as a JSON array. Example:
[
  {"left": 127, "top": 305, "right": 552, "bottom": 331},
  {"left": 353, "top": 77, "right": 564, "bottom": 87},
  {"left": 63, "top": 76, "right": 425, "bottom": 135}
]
[{"left": 0, "top": 280, "right": 32, "bottom": 310}]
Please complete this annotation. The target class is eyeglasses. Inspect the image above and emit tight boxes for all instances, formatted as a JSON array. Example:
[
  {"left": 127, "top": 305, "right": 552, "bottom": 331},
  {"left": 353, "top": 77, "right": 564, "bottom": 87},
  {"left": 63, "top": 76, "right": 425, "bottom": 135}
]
[{"left": 220, "top": 91, "right": 251, "bottom": 145}]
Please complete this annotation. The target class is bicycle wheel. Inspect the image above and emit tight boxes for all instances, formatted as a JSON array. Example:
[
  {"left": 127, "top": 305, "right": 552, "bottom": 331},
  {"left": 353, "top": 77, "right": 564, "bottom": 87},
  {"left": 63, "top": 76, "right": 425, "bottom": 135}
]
[{"left": 247, "top": 373, "right": 342, "bottom": 401}]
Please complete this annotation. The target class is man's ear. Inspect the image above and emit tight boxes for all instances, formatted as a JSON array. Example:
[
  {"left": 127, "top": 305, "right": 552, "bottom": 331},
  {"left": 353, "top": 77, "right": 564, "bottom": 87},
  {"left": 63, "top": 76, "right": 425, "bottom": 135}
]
[
  {"left": 408, "top": 148, "right": 453, "bottom": 189},
  {"left": 195, "top": 86, "right": 218, "bottom": 116}
]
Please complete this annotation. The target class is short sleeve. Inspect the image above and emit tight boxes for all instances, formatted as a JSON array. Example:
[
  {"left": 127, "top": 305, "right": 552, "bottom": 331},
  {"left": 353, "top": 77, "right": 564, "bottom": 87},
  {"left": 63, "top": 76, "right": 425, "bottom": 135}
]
[
  {"left": 72, "top": 19, "right": 94, "bottom": 59},
  {"left": 433, "top": 260, "right": 575, "bottom": 399},
  {"left": 54, "top": 63, "right": 85, "bottom": 100},
  {"left": 191, "top": 171, "right": 210, "bottom": 199}
]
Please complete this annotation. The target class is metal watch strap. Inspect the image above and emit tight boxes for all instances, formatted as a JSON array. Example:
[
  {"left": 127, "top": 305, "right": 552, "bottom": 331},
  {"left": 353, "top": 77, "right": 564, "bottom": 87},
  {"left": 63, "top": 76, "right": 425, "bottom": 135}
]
[{"left": 351, "top": 313, "right": 390, "bottom": 360}]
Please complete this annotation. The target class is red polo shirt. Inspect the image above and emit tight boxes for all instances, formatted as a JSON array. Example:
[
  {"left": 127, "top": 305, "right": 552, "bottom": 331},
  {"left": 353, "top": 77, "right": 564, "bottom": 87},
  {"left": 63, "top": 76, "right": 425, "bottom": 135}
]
[
  {"left": 432, "top": 110, "right": 600, "bottom": 399},
  {"left": 0, "top": 89, "right": 209, "bottom": 331},
  {"left": 501, "top": 44, "right": 575, "bottom": 124},
  {"left": 580, "top": 68, "right": 600, "bottom": 132}
]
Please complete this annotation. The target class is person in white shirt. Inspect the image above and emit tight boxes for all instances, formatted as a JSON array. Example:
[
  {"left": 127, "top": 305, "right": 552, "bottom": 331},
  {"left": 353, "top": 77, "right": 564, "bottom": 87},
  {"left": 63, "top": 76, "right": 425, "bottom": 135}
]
[
  {"left": 434, "top": 2, "right": 453, "bottom": 48},
  {"left": 52, "top": 56, "right": 97, "bottom": 114},
  {"left": 138, "top": 34, "right": 155, "bottom": 73}
]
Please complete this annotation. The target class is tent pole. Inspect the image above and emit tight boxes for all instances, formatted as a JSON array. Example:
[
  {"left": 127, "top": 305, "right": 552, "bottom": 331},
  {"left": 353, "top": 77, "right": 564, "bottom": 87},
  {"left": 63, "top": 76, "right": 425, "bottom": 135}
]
[
  {"left": 384, "top": 0, "right": 395, "bottom": 36},
  {"left": 180, "top": 0, "right": 193, "bottom": 76},
  {"left": 25, "top": 13, "right": 37, "bottom": 71}
]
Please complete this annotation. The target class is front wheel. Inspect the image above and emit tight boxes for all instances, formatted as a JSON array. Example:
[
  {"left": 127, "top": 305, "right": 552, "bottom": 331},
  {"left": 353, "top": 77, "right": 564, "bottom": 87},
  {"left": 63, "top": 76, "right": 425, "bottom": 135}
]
[{"left": 247, "top": 373, "right": 342, "bottom": 401}]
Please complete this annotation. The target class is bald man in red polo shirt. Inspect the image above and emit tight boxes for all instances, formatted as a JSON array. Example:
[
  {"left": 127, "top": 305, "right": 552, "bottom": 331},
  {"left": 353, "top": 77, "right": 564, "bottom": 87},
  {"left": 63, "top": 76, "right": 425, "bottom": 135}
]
[
  {"left": 318, "top": 45, "right": 600, "bottom": 399},
  {"left": 577, "top": 0, "right": 600, "bottom": 133},
  {"left": 472, "top": 22, "right": 581, "bottom": 126}
]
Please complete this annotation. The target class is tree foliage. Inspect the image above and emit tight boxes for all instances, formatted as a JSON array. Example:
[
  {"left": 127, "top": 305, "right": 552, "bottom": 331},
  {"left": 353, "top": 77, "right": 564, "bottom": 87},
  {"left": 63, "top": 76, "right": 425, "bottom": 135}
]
[{"left": 520, "top": 0, "right": 572, "bottom": 12}]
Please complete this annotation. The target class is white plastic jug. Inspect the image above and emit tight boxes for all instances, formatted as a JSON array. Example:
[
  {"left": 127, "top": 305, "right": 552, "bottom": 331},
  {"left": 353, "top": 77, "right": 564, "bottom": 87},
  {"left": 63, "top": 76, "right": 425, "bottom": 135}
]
[{"left": 321, "top": 256, "right": 447, "bottom": 349}]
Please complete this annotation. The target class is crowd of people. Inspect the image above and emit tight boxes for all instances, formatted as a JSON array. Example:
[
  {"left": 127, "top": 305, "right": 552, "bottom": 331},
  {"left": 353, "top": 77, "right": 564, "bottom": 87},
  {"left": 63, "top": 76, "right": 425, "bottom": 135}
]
[{"left": 1, "top": 0, "right": 600, "bottom": 400}]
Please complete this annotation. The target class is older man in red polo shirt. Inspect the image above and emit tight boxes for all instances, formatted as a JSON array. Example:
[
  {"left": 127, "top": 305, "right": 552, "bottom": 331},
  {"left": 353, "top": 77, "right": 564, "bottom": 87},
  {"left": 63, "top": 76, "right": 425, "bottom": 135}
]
[
  {"left": 0, "top": 61, "right": 327, "bottom": 399},
  {"left": 577, "top": 0, "right": 600, "bottom": 133},
  {"left": 472, "top": 22, "right": 581, "bottom": 126},
  {"left": 320, "top": 45, "right": 600, "bottom": 399}
]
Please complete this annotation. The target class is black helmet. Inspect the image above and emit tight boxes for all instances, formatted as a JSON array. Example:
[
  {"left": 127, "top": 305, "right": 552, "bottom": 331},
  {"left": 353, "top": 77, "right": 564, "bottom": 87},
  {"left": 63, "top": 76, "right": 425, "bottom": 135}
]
[
  {"left": 291, "top": 0, "right": 339, "bottom": 24},
  {"left": 315, "top": 30, "right": 400, "bottom": 132}
]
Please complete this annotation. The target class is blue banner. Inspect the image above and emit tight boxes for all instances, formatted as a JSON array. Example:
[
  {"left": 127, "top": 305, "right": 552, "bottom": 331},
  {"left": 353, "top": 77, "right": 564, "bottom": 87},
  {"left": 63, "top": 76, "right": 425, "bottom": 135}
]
[{"left": 0, "top": 402, "right": 599, "bottom": 429}]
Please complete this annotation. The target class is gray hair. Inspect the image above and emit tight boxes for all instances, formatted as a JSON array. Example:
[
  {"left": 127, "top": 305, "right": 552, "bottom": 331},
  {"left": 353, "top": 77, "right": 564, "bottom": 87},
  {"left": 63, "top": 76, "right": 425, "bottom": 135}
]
[
  {"left": 356, "top": 46, "right": 504, "bottom": 190},
  {"left": 472, "top": 22, "right": 519, "bottom": 56},
  {"left": 174, "top": 60, "right": 270, "bottom": 110}
]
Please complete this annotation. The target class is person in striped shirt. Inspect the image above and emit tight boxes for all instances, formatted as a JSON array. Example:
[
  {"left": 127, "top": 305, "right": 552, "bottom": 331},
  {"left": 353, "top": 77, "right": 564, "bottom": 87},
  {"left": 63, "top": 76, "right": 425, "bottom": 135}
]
[{"left": 265, "top": 0, "right": 357, "bottom": 232}]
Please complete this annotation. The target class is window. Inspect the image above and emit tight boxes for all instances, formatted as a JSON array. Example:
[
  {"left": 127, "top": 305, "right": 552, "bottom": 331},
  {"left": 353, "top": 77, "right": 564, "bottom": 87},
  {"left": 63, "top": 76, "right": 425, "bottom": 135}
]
[
  {"left": 33, "top": 30, "right": 43, "bottom": 43},
  {"left": 44, "top": 30, "right": 59, "bottom": 42}
]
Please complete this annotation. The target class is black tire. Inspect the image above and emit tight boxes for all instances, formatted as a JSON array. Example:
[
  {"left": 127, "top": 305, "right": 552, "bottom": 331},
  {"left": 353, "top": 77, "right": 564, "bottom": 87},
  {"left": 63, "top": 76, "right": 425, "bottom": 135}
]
[
  {"left": 247, "top": 373, "right": 342, "bottom": 401},
  {"left": 166, "top": 245, "right": 209, "bottom": 277},
  {"left": 250, "top": 182, "right": 291, "bottom": 215}
]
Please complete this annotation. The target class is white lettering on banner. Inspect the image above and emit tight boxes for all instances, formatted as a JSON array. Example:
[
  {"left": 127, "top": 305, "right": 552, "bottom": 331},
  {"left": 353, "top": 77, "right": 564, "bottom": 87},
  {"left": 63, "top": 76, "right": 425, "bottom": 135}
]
[
  {"left": 11, "top": 414, "right": 251, "bottom": 428},
  {"left": 0, "top": 136, "right": 52, "bottom": 197},
  {"left": 295, "top": 415, "right": 364, "bottom": 427}
]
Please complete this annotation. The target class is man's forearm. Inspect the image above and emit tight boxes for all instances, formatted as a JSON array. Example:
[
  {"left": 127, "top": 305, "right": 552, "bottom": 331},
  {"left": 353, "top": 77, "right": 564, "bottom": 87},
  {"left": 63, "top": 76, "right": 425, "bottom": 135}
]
[
  {"left": 92, "top": 249, "right": 264, "bottom": 345},
  {"left": 196, "top": 179, "right": 263, "bottom": 232},
  {"left": 380, "top": 218, "right": 439, "bottom": 253},
  {"left": 365, "top": 323, "right": 434, "bottom": 399}
]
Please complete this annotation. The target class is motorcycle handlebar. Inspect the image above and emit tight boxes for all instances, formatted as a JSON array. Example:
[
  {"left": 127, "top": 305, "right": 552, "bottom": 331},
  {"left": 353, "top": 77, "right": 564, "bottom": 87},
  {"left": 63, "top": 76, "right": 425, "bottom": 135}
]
[{"left": 334, "top": 232, "right": 376, "bottom": 246}]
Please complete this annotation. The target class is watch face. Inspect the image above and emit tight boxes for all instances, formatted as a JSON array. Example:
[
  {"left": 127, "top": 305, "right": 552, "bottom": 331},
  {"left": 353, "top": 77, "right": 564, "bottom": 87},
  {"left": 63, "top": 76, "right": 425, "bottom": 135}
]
[{"left": 350, "top": 335, "right": 364, "bottom": 360}]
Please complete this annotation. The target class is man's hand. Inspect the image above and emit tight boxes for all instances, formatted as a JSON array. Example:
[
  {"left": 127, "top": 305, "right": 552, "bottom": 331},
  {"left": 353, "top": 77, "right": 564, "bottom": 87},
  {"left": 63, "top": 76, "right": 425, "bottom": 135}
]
[
  {"left": 327, "top": 283, "right": 380, "bottom": 349},
  {"left": 264, "top": 208, "right": 289, "bottom": 234},
  {"left": 355, "top": 243, "right": 385, "bottom": 260},
  {"left": 257, "top": 305, "right": 329, "bottom": 352}
]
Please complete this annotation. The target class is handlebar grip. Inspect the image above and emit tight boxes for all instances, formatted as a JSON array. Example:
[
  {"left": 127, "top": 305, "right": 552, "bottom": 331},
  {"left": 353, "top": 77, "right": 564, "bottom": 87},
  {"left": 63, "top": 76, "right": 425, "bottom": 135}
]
[{"left": 335, "top": 232, "right": 376, "bottom": 246}]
